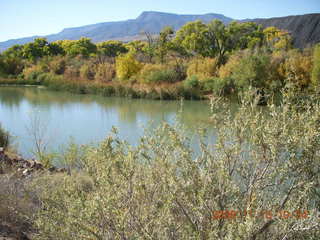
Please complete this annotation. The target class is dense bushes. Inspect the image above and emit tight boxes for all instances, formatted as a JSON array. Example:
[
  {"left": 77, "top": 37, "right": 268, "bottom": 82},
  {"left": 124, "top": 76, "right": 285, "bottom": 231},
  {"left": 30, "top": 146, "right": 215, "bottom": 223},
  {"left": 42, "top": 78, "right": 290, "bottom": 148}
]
[
  {"left": 94, "top": 63, "right": 115, "bottom": 82},
  {"left": 187, "top": 57, "right": 219, "bottom": 81},
  {"left": 230, "top": 53, "right": 271, "bottom": 89},
  {"left": 281, "top": 49, "right": 313, "bottom": 88},
  {"left": 31, "top": 91, "right": 320, "bottom": 239},
  {"left": 0, "top": 21, "right": 319, "bottom": 99},
  {"left": 139, "top": 64, "right": 181, "bottom": 84}
]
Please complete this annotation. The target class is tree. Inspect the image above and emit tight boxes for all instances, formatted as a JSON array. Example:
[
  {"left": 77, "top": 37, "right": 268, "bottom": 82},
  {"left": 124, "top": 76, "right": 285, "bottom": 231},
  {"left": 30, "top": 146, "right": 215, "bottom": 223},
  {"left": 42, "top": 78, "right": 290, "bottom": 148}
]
[
  {"left": 97, "top": 40, "right": 128, "bottom": 58},
  {"left": 206, "top": 19, "right": 230, "bottom": 64},
  {"left": 227, "top": 21, "right": 264, "bottom": 50},
  {"left": 116, "top": 53, "right": 143, "bottom": 81},
  {"left": 59, "top": 38, "right": 97, "bottom": 57},
  {"left": 155, "top": 26, "right": 174, "bottom": 63},
  {"left": 173, "top": 20, "right": 210, "bottom": 57},
  {"left": 311, "top": 44, "right": 320, "bottom": 86},
  {"left": 0, "top": 45, "right": 25, "bottom": 75},
  {"left": 22, "top": 38, "right": 50, "bottom": 61},
  {"left": 263, "top": 26, "right": 292, "bottom": 51}
]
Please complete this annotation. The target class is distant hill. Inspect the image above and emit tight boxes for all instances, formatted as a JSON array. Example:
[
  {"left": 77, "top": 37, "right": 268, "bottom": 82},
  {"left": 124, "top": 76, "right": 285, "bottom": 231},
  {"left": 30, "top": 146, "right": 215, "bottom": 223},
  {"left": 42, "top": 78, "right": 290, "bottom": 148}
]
[
  {"left": 0, "top": 11, "right": 319, "bottom": 51},
  {"left": 247, "top": 13, "right": 320, "bottom": 48},
  {"left": 0, "top": 11, "right": 233, "bottom": 51}
]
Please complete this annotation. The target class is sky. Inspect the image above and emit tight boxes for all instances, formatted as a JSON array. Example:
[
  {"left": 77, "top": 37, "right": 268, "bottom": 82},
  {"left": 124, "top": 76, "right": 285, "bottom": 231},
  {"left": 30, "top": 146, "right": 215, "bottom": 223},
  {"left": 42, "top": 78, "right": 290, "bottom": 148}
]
[{"left": 0, "top": 0, "right": 319, "bottom": 42}]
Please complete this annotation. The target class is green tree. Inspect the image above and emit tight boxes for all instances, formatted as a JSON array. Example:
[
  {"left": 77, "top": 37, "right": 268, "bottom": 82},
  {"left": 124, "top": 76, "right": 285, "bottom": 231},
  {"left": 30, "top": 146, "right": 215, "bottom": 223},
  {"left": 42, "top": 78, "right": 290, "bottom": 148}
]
[
  {"left": 22, "top": 38, "right": 50, "bottom": 61},
  {"left": 206, "top": 19, "right": 230, "bottom": 64},
  {"left": 97, "top": 40, "right": 128, "bottom": 58},
  {"left": 227, "top": 21, "right": 264, "bottom": 50},
  {"left": 59, "top": 38, "right": 97, "bottom": 57},
  {"left": 155, "top": 26, "right": 174, "bottom": 63},
  {"left": 173, "top": 20, "right": 210, "bottom": 57}
]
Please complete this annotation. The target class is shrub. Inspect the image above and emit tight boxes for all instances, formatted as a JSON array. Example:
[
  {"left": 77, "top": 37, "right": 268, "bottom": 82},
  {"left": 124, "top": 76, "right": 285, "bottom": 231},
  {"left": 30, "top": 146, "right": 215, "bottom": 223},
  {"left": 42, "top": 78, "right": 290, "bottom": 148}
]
[
  {"left": 230, "top": 53, "right": 271, "bottom": 89},
  {"left": 49, "top": 56, "right": 66, "bottom": 75},
  {"left": 139, "top": 64, "right": 181, "bottom": 84},
  {"left": 202, "top": 77, "right": 234, "bottom": 95},
  {"left": 187, "top": 57, "right": 219, "bottom": 81},
  {"left": 79, "top": 63, "right": 95, "bottom": 80},
  {"left": 94, "top": 63, "right": 115, "bottom": 82},
  {"left": 34, "top": 91, "right": 320, "bottom": 239},
  {"left": 139, "top": 64, "right": 165, "bottom": 83},
  {"left": 64, "top": 65, "right": 80, "bottom": 79},
  {"left": 218, "top": 54, "right": 241, "bottom": 79},
  {"left": 281, "top": 49, "right": 313, "bottom": 88},
  {"left": 116, "top": 53, "right": 143, "bottom": 81},
  {"left": 22, "top": 65, "right": 44, "bottom": 82},
  {"left": 183, "top": 75, "right": 200, "bottom": 89},
  {"left": 0, "top": 174, "right": 36, "bottom": 239},
  {"left": 312, "top": 44, "right": 320, "bottom": 86}
]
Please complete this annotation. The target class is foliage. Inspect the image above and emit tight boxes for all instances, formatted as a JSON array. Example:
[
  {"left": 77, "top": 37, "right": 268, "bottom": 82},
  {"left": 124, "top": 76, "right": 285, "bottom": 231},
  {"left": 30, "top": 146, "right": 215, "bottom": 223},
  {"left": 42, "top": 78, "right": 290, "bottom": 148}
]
[
  {"left": 227, "top": 21, "right": 264, "bottom": 50},
  {"left": 202, "top": 77, "right": 234, "bottom": 95},
  {"left": 79, "top": 63, "right": 95, "bottom": 80},
  {"left": 97, "top": 40, "right": 128, "bottom": 58},
  {"left": 32, "top": 91, "right": 320, "bottom": 239},
  {"left": 0, "top": 21, "right": 318, "bottom": 98},
  {"left": 57, "top": 38, "right": 97, "bottom": 57},
  {"left": 281, "top": 49, "right": 313, "bottom": 88},
  {"left": 263, "top": 27, "right": 292, "bottom": 51},
  {"left": 94, "top": 63, "right": 116, "bottom": 82},
  {"left": 230, "top": 52, "right": 271, "bottom": 89},
  {"left": 115, "top": 53, "right": 143, "bottom": 81},
  {"left": 174, "top": 20, "right": 210, "bottom": 57},
  {"left": 311, "top": 44, "right": 320, "bottom": 86},
  {"left": 187, "top": 57, "right": 219, "bottom": 81},
  {"left": 48, "top": 56, "right": 66, "bottom": 75},
  {"left": 138, "top": 64, "right": 180, "bottom": 84},
  {"left": 183, "top": 75, "right": 200, "bottom": 89}
]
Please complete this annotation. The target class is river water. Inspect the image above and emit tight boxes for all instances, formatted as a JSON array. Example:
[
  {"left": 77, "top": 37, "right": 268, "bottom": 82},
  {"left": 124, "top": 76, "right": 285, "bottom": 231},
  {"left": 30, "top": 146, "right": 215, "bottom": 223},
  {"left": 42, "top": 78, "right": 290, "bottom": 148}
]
[{"left": 0, "top": 86, "right": 218, "bottom": 159}]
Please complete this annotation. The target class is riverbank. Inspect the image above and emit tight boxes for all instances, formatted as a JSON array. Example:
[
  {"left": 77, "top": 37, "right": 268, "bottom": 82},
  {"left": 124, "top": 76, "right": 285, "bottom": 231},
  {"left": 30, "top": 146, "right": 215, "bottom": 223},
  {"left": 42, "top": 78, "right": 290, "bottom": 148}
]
[{"left": 0, "top": 76, "right": 205, "bottom": 100}]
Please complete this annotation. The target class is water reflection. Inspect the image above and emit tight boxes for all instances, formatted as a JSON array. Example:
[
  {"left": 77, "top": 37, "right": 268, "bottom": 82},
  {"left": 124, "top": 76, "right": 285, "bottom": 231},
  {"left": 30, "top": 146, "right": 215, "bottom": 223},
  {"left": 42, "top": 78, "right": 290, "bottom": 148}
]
[{"left": 0, "top": 86, "right": 216, "bottom": 158}]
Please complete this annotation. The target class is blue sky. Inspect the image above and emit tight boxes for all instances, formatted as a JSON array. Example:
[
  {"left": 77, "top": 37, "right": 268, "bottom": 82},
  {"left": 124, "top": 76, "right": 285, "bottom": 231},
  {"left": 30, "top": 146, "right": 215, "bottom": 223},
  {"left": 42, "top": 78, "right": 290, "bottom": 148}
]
[{"left": 0, "top": 0, "right": 319, "bottom": 41}]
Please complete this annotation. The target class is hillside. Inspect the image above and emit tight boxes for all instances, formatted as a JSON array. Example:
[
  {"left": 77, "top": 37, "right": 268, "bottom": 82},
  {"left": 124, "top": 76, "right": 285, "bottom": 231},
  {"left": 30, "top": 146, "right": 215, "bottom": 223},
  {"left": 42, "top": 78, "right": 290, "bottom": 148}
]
[
  {"left": 0, "top": 11, "right": 233, "bottom": 51},
  {"left": 0, "top": 11, "right": 319, "bottom": 51},
  {"left": 249, "top": 13, "right": 320, "bottom": 48}
]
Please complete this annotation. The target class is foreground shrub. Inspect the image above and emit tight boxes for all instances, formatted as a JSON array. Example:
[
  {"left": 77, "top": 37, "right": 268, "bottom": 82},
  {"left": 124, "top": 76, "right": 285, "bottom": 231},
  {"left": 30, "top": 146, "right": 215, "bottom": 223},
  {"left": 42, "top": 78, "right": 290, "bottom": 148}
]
[
  {"left": 0, "top": 174, "right": 36, "bottom": 238},
  {"left": 34, "top": 91, "right": 320, "bottom": 239}
]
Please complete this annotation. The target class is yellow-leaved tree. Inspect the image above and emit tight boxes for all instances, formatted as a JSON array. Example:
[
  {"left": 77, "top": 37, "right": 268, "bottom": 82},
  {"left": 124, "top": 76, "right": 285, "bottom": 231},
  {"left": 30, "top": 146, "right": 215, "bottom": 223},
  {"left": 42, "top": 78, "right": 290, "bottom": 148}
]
[{"left": 115, "top": 53, "right": 143, "bottom": 81}]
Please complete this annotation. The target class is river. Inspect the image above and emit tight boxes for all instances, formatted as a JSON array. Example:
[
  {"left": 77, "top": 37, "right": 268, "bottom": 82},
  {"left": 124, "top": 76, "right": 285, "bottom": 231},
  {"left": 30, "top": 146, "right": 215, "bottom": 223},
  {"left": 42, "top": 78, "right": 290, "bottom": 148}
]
[{"left": 0, "top": 86, "right": 219, "bottom": 159}]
